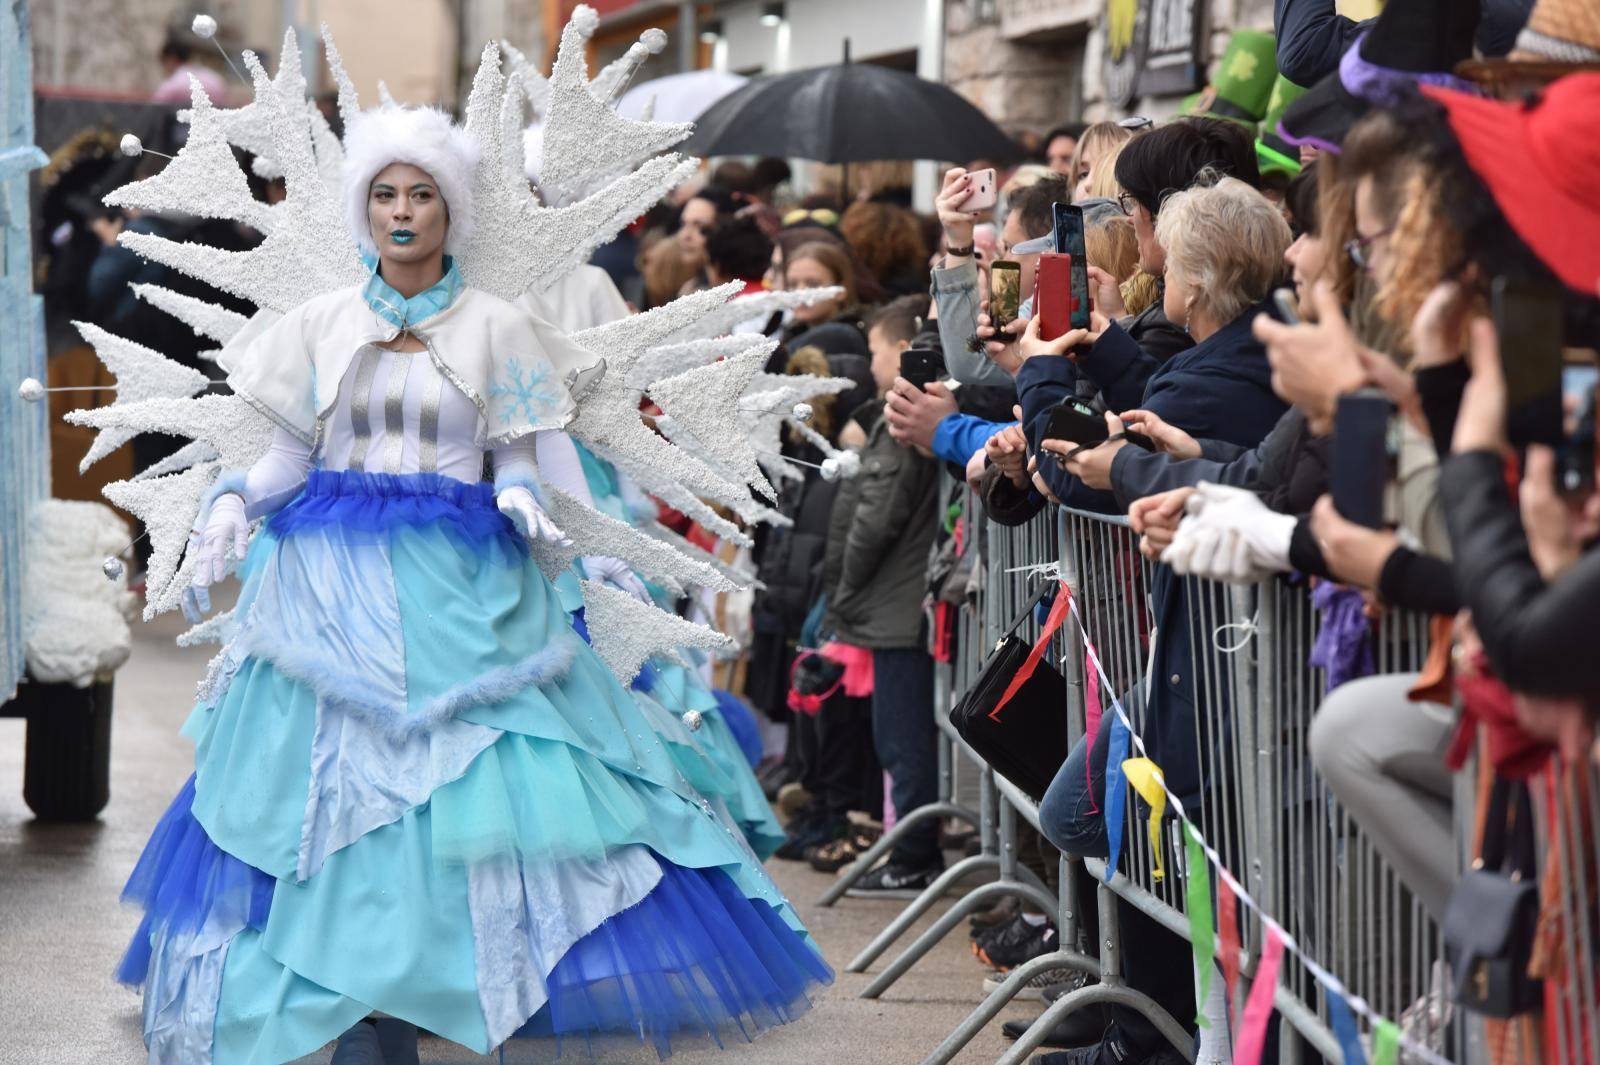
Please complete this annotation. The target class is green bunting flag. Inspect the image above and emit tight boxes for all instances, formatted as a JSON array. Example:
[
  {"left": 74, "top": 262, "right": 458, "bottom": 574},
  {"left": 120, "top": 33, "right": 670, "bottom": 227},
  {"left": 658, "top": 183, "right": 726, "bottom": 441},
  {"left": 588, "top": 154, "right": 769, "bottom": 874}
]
[
  {"left": 1372, "top": 1018, "right": 1400, "bottom": 1064},
  {"left": 1184, "top": 823, "right": 1215, "bottom": 1029}
]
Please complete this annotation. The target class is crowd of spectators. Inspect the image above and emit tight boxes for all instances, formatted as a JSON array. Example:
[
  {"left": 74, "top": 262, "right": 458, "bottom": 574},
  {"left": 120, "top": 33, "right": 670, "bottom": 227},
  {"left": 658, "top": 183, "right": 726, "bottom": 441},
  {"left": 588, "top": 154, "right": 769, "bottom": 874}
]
[{"left": 559, "top": 2, "right": 1598, "bottom": 1059}]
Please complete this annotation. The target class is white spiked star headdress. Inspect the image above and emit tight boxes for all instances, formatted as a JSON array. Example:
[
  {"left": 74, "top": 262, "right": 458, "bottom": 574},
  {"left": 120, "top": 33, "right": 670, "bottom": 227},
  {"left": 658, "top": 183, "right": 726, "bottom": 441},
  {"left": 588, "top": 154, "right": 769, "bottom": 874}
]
[{"left": 342, "top": 106, "right": 482, "bottom": 257}]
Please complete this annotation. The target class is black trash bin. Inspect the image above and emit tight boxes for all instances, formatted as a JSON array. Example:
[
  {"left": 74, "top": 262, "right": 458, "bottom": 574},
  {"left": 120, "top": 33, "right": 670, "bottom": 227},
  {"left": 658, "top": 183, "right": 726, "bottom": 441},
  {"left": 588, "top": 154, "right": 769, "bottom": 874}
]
[{"left": 2, "top": 674, "right": 113, "bottom": 821}]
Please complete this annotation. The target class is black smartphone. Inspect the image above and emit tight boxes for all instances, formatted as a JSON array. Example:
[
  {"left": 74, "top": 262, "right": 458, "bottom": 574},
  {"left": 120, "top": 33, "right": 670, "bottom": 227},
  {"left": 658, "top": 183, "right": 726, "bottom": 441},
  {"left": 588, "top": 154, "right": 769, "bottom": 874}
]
[
  {"left": 1050, "top": 202, "right": 1091, "bottom": 330},
  {"left": 1492, "top": 275, "right": 1564, "bottom": 448},
  {"left": 1332, "top": 389, "right": 1393, "bottom": 529},
  {"left": 990, "top": 259, "right": 1022, "bottom": 330},
  {"left": 1559, "top": 365, "right": 1597, "bottom": 495},
  {"left": 1042, "top": 398, "right": 1154, "bottom": 463},
  {"left": 899, "top": 346, "right": 944, "bottom": 390}
]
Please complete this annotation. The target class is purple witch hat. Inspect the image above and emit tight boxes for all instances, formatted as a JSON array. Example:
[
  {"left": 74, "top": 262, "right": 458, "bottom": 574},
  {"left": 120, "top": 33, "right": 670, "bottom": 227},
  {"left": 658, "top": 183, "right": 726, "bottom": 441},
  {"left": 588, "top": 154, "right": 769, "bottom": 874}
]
[{"left": 1278, "top": 0, "right": 1483, "bottom": 154}]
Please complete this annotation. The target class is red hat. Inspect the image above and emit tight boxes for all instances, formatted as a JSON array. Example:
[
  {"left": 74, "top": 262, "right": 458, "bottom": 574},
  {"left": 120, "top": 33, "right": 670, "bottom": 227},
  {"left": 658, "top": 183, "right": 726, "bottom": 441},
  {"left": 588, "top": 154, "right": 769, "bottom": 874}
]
[{"left": 1421, "top": 73, "right": 1600, "bottom": 295}]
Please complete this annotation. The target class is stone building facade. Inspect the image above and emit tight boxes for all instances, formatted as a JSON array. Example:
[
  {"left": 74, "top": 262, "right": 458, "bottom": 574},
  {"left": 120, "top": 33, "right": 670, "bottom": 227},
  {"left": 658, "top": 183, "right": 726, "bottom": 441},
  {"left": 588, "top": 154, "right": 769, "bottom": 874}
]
[
  {"left": 29, "top": 0, "right": 540, "bottom": 110},
  {"left": 942, "top": 0, "right": 1278, "bottom": 136}
]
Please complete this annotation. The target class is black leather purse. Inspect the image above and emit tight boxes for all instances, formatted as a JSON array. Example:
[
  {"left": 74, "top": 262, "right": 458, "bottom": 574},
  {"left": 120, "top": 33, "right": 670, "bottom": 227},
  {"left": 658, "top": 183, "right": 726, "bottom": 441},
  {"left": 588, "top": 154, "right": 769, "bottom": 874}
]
[
  {"left": 951, "top": 584, "right": 1069, "bottom": 801},
  {"left": 1443, "top": 776, "right": 1544, "bottom": 1018}
]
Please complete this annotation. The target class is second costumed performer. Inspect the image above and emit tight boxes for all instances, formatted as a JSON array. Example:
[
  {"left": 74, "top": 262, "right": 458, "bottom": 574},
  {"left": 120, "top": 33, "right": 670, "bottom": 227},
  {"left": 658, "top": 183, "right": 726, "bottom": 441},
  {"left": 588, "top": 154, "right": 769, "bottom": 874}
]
[{"left": 117, "top": 104, "right": 831, "bottom": 1063}]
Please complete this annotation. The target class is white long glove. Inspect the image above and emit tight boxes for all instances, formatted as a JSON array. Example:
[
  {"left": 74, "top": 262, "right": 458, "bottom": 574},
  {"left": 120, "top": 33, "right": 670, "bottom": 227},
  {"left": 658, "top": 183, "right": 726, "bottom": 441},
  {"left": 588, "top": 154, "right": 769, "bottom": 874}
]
[
  {"left": 582, "top": 554, "right": 652, "bottom": 603},
  {"left": 184, "top": 492, "right": 249, "bottom": 621},
  {"left": 496, "top": 485, "right": 572, "bottom": 546},
  {"left": 1160, "top": 482, "right": 1296, "bottom": 584}
]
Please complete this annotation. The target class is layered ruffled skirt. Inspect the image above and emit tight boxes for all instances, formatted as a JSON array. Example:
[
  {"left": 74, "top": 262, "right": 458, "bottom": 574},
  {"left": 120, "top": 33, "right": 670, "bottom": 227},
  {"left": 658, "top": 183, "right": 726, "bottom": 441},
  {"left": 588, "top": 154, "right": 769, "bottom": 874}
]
[{"left": 118, "top": 471, "right": 830, "bottom": 1064}]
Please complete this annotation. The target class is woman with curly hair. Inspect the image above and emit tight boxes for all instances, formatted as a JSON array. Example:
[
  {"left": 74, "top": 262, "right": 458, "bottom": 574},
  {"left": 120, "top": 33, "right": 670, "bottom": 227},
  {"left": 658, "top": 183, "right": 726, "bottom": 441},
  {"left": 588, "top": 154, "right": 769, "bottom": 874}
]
[{"left": 839, "top": 201, "right": 929, "bottom": 298}]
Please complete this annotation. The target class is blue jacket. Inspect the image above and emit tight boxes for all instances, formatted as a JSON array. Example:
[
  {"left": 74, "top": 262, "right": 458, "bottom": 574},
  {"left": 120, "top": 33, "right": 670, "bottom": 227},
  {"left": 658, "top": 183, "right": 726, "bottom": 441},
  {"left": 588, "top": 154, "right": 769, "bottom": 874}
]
[
  {"left": 932, "top": 412, "right": 1014, "bottom": 468},
  {"left": 1023, "top": 303, "right": 1288, "bottom": 805}
]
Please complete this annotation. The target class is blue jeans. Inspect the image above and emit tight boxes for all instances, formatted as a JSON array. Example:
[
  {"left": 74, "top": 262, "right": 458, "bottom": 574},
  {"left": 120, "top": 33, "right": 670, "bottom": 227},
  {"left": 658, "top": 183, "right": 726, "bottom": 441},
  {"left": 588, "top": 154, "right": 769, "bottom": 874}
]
[
  {"left": 1039, "top": 690, "right": 1199, "bottom": 1058},
  {"left": 1039, "top": 717, "right": 1115, "bottom": 859},
  {"left": 870, "top": 648, "right": 940, "bottom": 869}
]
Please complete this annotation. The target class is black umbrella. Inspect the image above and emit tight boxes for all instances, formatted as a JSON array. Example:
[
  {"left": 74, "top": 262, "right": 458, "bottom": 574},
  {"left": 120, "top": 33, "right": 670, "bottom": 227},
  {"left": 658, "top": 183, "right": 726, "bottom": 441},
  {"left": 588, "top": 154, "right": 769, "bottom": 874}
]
[{"left": 681, "top": 46, "right": 1016, "bottom": 167}]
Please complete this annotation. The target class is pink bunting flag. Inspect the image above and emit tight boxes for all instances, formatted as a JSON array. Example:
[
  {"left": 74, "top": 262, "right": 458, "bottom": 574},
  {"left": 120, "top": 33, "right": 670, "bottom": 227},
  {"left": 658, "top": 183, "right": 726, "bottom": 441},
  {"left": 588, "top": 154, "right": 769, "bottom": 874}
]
[
  {"left": 1233, "top": 926, "right": 1285, "bottom": 1065},
  {"left": 1083, "top": 632, "right": 1104, "bottom": 814}
]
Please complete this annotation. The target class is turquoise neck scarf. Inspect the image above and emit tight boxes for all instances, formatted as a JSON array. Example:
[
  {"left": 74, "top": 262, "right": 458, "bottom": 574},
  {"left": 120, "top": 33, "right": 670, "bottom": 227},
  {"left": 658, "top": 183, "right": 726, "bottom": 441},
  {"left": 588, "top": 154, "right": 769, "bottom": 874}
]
[{"left": 361, "top": 253, "right": 464, "bottom": 330}]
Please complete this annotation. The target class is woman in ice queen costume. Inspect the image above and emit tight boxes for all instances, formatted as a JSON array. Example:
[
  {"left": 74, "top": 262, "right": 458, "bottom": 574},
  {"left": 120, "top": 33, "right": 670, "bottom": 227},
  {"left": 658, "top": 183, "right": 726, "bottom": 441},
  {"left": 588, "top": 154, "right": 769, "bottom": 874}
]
[{"left": 115, "top": 104, "right": 831, "bottom": 1065}]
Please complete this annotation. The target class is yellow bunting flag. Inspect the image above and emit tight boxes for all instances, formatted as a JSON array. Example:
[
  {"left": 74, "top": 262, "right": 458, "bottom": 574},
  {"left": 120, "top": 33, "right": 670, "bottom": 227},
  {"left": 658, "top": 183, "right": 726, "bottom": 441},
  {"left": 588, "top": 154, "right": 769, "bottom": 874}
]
[{"left": 1120, "top": 757, "right": 1167, "bottom": 881}]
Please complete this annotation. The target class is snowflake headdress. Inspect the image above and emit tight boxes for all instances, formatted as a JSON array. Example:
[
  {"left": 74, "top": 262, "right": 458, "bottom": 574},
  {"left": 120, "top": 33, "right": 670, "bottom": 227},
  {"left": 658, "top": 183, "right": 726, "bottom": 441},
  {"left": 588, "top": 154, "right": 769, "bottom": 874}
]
[
  {"left": 57, "top": 6, "right": 852, "bottom": 683},
  {"left": 342, "top": 106, "right": 482, "bottom": 258}
]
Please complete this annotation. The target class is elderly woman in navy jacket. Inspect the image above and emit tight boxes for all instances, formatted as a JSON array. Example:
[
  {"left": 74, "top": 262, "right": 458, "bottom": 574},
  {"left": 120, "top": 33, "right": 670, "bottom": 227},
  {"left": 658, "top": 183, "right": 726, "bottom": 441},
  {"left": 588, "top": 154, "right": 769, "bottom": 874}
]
[
  {"left": 1012, "top": 175, "right": 1292, "bottom": 1065},
  {"left": 1021, "top": 174, "right": 1290, "bottom": 827}
]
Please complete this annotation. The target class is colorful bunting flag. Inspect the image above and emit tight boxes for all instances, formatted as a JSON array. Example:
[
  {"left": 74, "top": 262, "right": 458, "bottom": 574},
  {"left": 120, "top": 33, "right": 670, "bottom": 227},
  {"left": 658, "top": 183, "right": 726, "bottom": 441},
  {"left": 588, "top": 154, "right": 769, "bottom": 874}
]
[
  {"left": 1218, "top": 872, "right": 1243, "bottom": 1020},
  {"left": 990, "top": 581, "right": 1071, "bottom": 719},
  {"left": 1234, "top": 926, "right": 1285, "bottom": 1065},
  {"left": 1122, "top": 757, "right": 1167, "bottom": 880},
  {"left": 1101, "top": 713, "right": 1132, "bottom": 883},
  {"left": 1083, "top": 634, "right": 1104, "bottom": 814},
  {"left": 1184, "top": 823, "right": 1215, "bottom": 1030},
  {"left": 1372, "top": 1018, "right": 1400, "bottom": 1064},
  {"left": 1325, "top": 988, "right": 1367, "bottom": 1065}
]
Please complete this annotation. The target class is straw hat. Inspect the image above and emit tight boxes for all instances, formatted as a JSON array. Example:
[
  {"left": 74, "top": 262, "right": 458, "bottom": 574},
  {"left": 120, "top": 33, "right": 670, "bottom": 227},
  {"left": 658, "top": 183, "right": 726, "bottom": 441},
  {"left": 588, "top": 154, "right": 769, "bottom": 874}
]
[{"left": 1457, "top": 0, "right": 1600, "bottom": 94}]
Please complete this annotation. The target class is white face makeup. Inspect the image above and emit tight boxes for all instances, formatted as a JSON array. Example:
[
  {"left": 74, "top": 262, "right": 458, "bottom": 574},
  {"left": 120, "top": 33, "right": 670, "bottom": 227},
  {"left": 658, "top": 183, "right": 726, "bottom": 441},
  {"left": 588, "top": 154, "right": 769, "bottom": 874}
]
[{"left": 368, "top": 161, "right": 449, "bottom": 268}]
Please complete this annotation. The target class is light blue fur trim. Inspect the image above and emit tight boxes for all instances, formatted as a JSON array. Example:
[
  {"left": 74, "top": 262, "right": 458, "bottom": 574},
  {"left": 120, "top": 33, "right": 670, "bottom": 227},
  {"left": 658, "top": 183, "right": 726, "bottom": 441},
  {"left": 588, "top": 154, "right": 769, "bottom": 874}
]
[
  {"left": 492, "top": 469, "right": 552, "bottom": 511},
  {"left": 234, "top": 627, "right": 582, "bottom": 738}
]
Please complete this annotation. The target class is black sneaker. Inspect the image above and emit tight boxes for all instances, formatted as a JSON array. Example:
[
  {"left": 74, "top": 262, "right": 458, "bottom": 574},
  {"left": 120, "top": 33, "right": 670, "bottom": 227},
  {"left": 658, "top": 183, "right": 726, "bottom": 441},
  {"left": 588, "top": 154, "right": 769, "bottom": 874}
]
[
  {"left": 981, "top": 920, "right": 1057, "bottom": 971},
  {"left": 974, "top": 914, "right": 1053, "bottom": 968},
  {"left": 843, "top": 861, "right": 943, "bottom": 899}
]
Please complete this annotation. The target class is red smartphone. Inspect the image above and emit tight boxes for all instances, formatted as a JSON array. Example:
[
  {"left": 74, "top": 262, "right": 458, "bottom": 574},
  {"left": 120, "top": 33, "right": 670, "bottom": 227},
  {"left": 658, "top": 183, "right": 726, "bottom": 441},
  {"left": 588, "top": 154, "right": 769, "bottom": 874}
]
[{"left": 1035, "top": 252, "right": 1078, "bottom": 341}]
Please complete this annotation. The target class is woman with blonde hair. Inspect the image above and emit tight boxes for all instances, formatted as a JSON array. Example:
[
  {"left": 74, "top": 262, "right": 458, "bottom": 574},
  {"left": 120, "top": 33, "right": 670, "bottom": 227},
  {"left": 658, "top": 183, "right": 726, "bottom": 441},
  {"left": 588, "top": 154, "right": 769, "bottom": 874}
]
[
  {"left": 1084, "top": 208, "right": 1161, "bottom": 318},
  {"left": 1069, "top": 121, "right": 1135, "bottom": 200}
]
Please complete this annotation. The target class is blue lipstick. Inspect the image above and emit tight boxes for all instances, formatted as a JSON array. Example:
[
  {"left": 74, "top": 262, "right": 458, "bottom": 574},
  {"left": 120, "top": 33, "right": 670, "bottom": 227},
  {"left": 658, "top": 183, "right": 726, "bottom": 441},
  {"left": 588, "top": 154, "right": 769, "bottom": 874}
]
[{"left": 391, "top": 229, "right": 415, "bottom": 244}]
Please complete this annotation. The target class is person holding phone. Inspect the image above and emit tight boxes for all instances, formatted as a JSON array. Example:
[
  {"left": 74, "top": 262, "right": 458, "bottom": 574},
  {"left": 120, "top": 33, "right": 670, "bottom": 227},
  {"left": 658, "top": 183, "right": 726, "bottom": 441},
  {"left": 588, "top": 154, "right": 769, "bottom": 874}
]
[
  {"left": 1018, "top": 177, "right": 1290, "bottom": 511},
  {"left": 931, "top": 168, "right": 1071, "bottom": 386},
  {"left": 823, "top": 296, "right": 948, "bottom": 897},
  {"left": 1015, "top": 177, "right": 1291, "bottom": 1065}
]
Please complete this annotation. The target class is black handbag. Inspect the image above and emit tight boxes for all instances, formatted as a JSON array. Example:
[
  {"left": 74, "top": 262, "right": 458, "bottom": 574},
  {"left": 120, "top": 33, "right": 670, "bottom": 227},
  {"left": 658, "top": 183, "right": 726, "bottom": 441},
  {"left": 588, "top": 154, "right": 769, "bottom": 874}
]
[
  {"left": 950, "top": 583, "right": 1069, "bottom": 801},
  {"left": 1443, "top": 776, "right": 1544, "bottom": 1018}
]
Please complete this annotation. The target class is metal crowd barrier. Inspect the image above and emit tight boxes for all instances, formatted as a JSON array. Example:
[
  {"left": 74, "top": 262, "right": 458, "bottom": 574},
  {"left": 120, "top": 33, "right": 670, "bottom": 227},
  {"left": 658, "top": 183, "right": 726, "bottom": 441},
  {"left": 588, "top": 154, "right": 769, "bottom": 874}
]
[{"left": 817, "top": 491, "right": 1600, "bottom": 1064}]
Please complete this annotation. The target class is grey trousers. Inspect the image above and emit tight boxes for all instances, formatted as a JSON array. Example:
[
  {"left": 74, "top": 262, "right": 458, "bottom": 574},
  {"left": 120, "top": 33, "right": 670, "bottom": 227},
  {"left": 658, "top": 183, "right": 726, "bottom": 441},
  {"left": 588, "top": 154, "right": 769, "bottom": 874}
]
[{"left": 1308, "top": 672, "right": 1458, "bottom": 920}]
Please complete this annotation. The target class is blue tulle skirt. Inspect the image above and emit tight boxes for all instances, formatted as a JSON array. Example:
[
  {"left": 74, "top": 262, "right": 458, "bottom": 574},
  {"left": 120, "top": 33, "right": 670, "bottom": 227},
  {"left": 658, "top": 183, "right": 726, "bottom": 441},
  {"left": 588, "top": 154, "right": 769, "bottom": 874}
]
[
  {"left": 120, "top": 470, "right": 828, "bottom": 1064},
  {"left": 116, "top": 775, "right": 273, "bottom": 988}
]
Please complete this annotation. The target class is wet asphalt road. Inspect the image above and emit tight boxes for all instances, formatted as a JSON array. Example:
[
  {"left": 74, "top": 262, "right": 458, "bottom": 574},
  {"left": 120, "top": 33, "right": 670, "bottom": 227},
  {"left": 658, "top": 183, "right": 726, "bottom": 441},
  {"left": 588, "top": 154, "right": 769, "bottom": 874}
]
[{"left": 0, "top": 605, "right": 1029, "bottom": 1064}]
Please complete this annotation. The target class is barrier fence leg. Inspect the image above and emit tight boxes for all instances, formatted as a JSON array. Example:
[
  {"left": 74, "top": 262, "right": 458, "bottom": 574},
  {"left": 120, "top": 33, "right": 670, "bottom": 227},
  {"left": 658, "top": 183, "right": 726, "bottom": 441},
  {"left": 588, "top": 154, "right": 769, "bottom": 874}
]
[
  {"left": 857, "top": 792, "right": 1042, "bottom": 995},
  {"left": 997, "top": 876, "right": 1196, "bottom": 1065},
  {"left": 847, "top": 768, "right": 999, "bottom": 971},
  {"left": 920, "top": 853, "right": 1102, "bottom": 1065},
  {"left": 814, "top": 797, "right": 980, "bottom": 907}
]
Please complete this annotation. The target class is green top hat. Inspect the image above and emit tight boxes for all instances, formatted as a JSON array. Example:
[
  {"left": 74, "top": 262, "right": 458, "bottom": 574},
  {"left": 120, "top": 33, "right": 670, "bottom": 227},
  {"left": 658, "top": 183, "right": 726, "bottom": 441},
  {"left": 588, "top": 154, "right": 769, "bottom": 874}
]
[
  {"left": 1257, "top": 74, "right": 1308, "bottom": 177},
  {"left": 1187, "top": 30, "right": 1280, "bottom": 126}
]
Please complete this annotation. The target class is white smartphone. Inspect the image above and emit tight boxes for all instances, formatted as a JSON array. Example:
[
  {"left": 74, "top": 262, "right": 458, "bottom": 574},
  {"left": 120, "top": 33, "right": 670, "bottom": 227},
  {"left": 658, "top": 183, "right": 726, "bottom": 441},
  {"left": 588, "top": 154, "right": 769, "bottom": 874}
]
[{"left": 963, "top": 168, "right": 997, "bottom": 213}]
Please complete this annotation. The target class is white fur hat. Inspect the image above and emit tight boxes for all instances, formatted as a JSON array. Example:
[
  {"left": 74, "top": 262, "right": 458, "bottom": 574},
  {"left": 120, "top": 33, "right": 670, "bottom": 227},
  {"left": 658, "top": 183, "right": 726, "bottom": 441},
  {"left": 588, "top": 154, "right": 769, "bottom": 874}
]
[{"left": 343, "top": 106, "right": 482, "bottom": 257}]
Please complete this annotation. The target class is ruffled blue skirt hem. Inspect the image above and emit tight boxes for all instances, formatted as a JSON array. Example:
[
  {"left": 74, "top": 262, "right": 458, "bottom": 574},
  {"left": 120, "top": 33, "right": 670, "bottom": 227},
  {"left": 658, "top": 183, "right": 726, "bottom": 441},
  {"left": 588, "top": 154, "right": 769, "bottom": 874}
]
[{"left": 514, "top": 853, "right": 831, "bottom": 1059}]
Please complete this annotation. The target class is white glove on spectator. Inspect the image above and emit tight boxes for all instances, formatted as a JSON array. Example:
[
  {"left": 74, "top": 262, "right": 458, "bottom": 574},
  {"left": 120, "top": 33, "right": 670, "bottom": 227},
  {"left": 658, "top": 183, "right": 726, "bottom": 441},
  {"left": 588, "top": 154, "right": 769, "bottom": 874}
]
[
  {"left": 582, "top": 555, "right": 652, "bottom": 603},
  {"left": 497, "top": 485, "right": 572, "bottom": 547},
  {"left": 184, "top": 492, "right": 249, "bottom": 621},
  {"left": 1160, "top": 483, "right": 1296, "bottom": 583}
]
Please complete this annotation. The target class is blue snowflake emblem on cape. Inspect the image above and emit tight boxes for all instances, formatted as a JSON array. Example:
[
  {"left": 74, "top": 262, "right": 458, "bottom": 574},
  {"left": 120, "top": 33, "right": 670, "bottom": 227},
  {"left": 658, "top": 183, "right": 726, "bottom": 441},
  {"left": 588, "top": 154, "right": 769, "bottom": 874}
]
[{"left": 489, "top": 357, "right": 562, "bottom": 426}]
